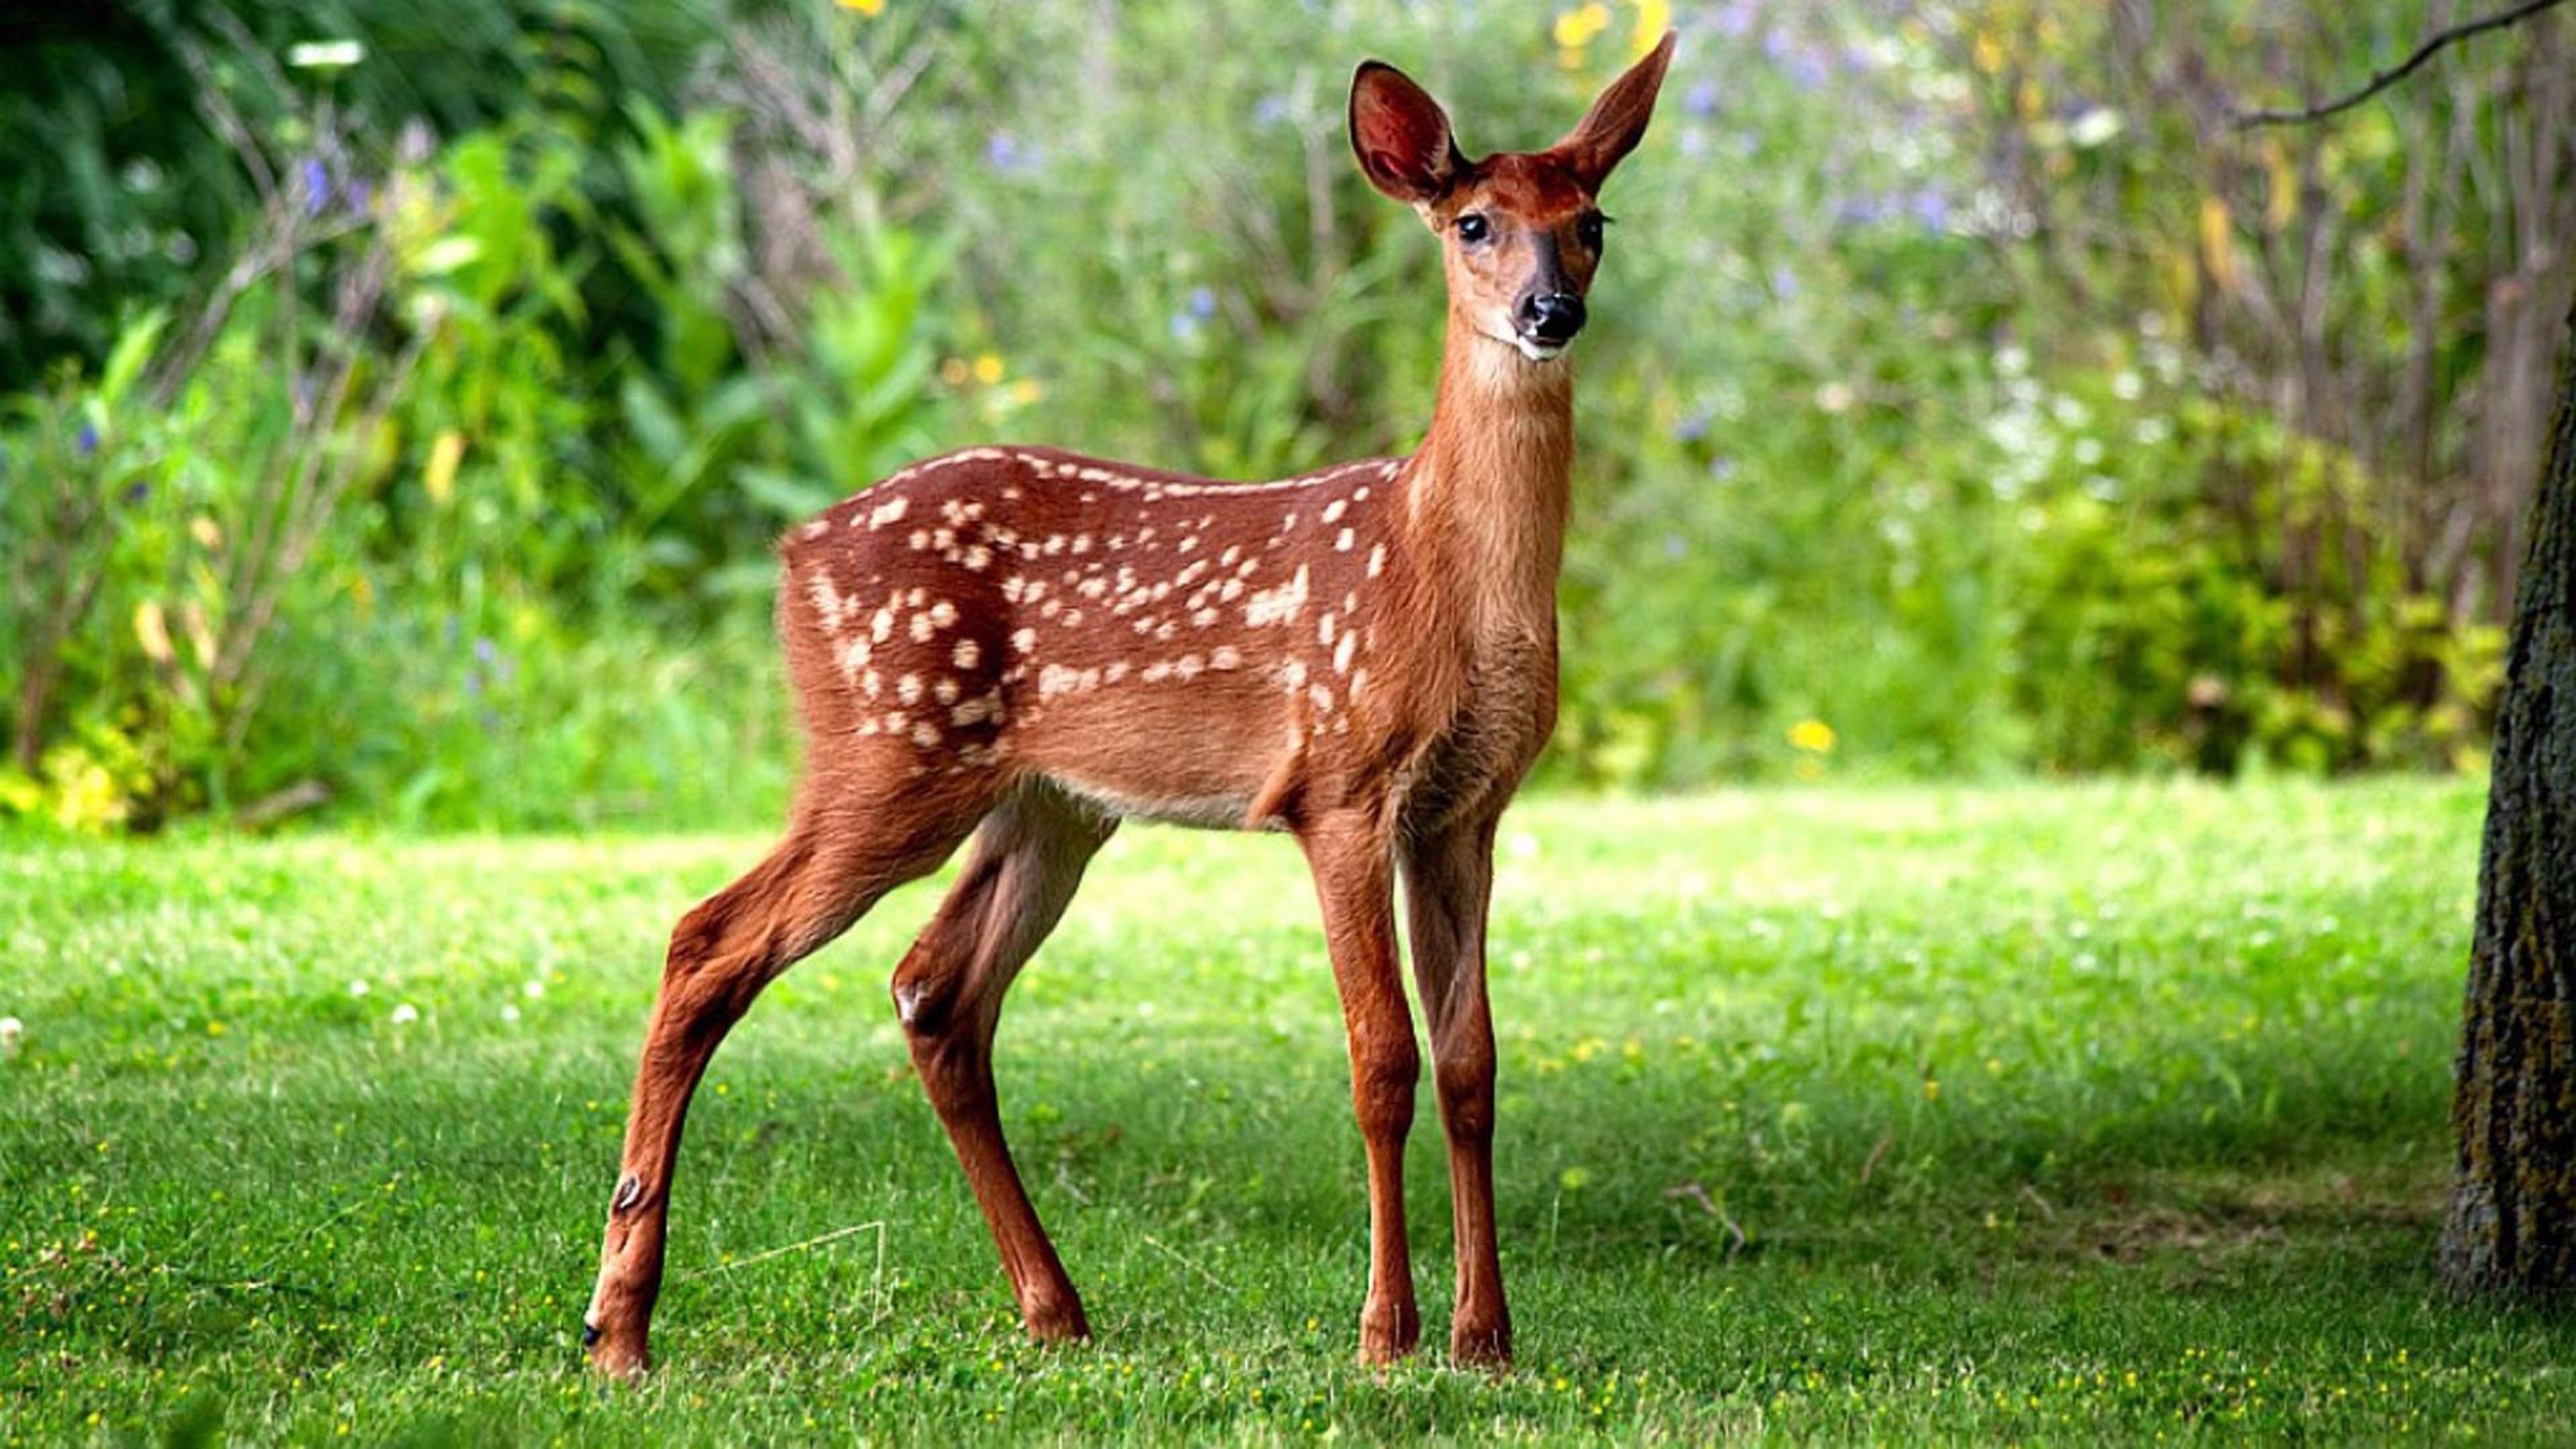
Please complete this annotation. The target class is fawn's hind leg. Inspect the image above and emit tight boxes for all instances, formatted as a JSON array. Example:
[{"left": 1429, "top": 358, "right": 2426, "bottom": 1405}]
[
  {"left": 583, "top": 769, "right": 992, "bottom": 1377},
  {"left": 892, "top": 784, "right": 1116, "bottom": 1342}
]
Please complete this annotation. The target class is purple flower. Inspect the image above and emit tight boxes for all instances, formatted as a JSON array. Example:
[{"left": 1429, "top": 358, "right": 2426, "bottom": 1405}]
[
  {"left": 473, "top": 636, "right": 497, "bottom": 665},
  {"left": 1909, "top": 189, "right": 1951, "bottom": 233},
  {"left": 1717, "top": 1, "right": 1760, "bottom": 37},
  {"left": 1664, "top": 535, "right": 1689, "bottom": 559},
  {"left": 1254, "top": 94, "right": 1292, "bottom": 127},
  {"left": 1187, "top": 286, "right": 1216, "bottom": 319},
  {"left": 1674, "top": 410, "right": 1713, "bottom": 443},
  {"left": 1169, "top": 312, "right": 1200, "bottom": 342},
  {"left": 122, "top": 480, "right": 150, "bottom": 505},
  {"left": 302, "top": 157, "right": 329, "bottom": 217},
  {"left": 1770, "top": 266, "right": 1799, "bottom": 302},
  {"left": 343, "top": 178, "right": 372, "bottom": 215},
  {"left": 1709, "top": 455, "right": 1739, "bottom": 481},
  {"left": 76, "top": 422, "right": 99, "bottom": 456},
  {"left": 984, "top": 131, "right": 1038, "bottom": 175},
  {"left": 1686, "top": 81, "right": 1720, "bottom": 117},
  {"left": 1786, "top": 50, "right": 1830, "bottom": 91}
]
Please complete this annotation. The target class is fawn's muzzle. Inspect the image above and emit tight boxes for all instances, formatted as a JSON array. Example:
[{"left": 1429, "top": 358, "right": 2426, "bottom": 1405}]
[{"left": 1517, "top": 292, "right": 1587, "bottom": 349}]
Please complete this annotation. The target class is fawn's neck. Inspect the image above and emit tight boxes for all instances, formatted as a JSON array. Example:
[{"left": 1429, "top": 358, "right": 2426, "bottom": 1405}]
[{"left": 1403, "top": 311, "right": 1576, "bottom": 636}]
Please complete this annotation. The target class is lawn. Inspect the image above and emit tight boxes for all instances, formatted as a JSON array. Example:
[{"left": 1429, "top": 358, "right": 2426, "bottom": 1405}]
[{"left": 6, "top": 780, "right": 2572, "bottom": 1442}]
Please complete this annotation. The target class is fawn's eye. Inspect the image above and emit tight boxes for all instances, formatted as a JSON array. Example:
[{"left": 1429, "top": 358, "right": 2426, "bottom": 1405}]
[
  {"left": 1576, "top": 212, "right": 1608, "bottom": 250},
  {"left": 1455, "top": 213, "right": 1491, "bottom": 244}
]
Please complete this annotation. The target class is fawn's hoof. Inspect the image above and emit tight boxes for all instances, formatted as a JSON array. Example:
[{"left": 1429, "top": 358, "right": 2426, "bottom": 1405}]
[
  {"left": 1357, "top": 1299, "right": 1422, "bottom": 1366},
  {"left": 584, "top": 1320, "right": 650, "bottom": 1379},
  {"left": 1022, "top": 1294, "right": 1092, "bottom": 1345},
  {"left": 1449, "top": 1318, "right": 1513, "bottom": 1371}
]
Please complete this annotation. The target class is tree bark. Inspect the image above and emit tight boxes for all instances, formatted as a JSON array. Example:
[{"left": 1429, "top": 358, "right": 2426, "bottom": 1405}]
[{"left": 2440, "top": 297, "right": 2576, "bottom": 1300}]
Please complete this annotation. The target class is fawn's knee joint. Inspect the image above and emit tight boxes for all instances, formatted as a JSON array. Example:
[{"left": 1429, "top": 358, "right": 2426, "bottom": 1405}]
[
  {"left": 1351, "top": 1037, "right": 1419, "bottom": 1134},
  {"left": 1434, "top": 1053, "right": 1496, "bottom": 1132},
  {"left": 890, "top": 941, "right": 971, "bottom": 1036}
]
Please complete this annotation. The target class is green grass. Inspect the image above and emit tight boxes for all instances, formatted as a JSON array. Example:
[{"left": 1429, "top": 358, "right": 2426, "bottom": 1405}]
[{"left": 6, "top": 780, "right": 2572, "bottom": 1442}]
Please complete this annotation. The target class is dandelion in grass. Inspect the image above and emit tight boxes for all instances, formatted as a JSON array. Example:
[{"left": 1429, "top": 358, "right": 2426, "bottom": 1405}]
[
  {"left": 390, "top": 1004, "right": 420, "bottom": 1025},
  {"left": 0, "top": 1015, "right": 21, "bottom": 1056},
  {"left": 1788, "top": 718, "right": 1837, "bottom": 753}
]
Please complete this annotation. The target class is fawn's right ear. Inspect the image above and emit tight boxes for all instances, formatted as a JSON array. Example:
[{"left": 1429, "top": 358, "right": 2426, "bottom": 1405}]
[{"left": 1349, "top": 61, "right": 1463, "bottom": 205}]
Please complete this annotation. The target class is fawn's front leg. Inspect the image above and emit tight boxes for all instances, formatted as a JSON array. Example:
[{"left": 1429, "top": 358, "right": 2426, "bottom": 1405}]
[
  {"left": 1400, "top": 813, "right": 1511, "bottom": 1368},
  {"left": 1298, "top": 809, "right": 1421, "bottom": 1364}
]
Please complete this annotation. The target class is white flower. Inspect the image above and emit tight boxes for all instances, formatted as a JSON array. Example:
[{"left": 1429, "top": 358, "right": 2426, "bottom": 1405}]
[
  {"left": 390, "top": 1004, "right": 420, "bottom": 1025},
  {"left": 521, "top": 979, "right": 545, "bottom": 1000},
  {"left": 0, "top": 1016, "right": 21, "bottom": 1055},
  {"left": 348, "top": 980, "right": 371, "bottom": 998},
  {"left": 286, "top": 40, "right": 365, "bottom": 69},
  {"left": 500, "top": 1004, "right": 523, "bottom": 1024}
]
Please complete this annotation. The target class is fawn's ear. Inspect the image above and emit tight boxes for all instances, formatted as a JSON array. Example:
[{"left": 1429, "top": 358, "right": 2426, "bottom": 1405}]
[
  {"left": 1349, "top": 60, "right": 1463, "bottom": 204},
  {"left": 1555, "top": 30, "right": 1676, "bottom": 189}
]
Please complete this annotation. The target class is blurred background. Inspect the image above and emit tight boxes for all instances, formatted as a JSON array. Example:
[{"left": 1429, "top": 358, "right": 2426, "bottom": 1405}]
[{"left": 1, "top": 0, "right": 2566, "bottom": 832}]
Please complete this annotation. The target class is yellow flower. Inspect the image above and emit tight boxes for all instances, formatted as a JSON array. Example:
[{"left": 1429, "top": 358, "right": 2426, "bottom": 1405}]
[
  {"left": 1008, "top": 378, "right": 1044, "bottom": 406},
  {"left": 1788, "top": 718, "right": 1837, "bottom": 753},
  {"left": 133, "top": 601, "right": 174, "bottom": 665},
  {"left": 1552, "top": 3, "right": 1611, "bottom": 50},
  {"left": 1630, "top": 0, "right": 1671, "bottom": 56},
  {"left": 972, "top": 352, "right": 1005, "bottom": 385},
  {"left": 425, "top": 429, "right": 465, "bottom": 506},
  {"left": 836, "top": 0, "right": 885, "bottom": 14}
]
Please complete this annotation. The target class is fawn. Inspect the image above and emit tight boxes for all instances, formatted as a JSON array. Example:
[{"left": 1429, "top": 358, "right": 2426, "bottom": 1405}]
[{"left": 584, "top": 33, "right": 1676, "bottom": 1375}]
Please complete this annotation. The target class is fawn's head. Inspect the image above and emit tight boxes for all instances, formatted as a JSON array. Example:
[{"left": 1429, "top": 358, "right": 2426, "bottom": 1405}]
[{"left": 1350, "top": 32, "right": 1675, "bottom": 364}]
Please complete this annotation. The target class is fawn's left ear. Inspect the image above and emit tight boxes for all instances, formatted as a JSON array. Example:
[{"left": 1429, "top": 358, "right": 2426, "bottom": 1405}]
[
  {"left": 1350, "top": 60, "right": 1465, "bottom": 204},
  {"left": 1555, "top": 30, "right": 1677, "bottom": 190}
]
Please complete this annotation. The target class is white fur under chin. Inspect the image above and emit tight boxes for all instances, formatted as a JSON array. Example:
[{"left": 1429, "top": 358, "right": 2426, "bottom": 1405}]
[{"left": 1511, "top": 336, "right": 1568, "bottom": 363}]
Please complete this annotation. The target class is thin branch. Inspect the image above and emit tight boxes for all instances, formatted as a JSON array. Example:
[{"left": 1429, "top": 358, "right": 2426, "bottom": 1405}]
[{"left": 2233, "top": 0, "right": 2571, "bottom": 129}]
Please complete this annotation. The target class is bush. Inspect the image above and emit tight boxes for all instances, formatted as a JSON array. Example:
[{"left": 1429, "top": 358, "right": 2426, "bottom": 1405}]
[{"left": 0, "top": 0, "right": 2534, "bottom": 828}]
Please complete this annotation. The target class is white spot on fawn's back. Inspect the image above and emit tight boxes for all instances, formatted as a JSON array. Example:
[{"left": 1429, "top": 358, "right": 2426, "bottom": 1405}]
[{"left": 1243, "top": 564, "right": 1309, "bottom": 627}]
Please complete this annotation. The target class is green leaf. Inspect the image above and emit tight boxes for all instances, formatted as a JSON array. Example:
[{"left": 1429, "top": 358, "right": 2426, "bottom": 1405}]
[
  {"left": 735, "top": 466, "right": 836, "bottom": 520},
  {"left": 99, "top": 308, "right": 168, "bottom": 407}
]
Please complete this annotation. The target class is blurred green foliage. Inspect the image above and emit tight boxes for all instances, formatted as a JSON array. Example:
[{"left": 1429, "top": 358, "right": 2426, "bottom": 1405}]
[{"left": 0, "top": 0, "right": 2554, "bottom": 830}]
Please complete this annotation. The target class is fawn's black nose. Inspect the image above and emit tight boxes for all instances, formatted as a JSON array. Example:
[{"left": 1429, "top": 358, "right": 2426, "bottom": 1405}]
[{"left": 1517, "top": 292, "right": 1587, "bottom": 348}]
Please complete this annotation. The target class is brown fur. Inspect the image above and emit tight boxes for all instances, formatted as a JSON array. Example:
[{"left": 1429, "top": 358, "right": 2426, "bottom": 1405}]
[{"left": 583, "top": 32, "right": 1676, "bottom": 1377}]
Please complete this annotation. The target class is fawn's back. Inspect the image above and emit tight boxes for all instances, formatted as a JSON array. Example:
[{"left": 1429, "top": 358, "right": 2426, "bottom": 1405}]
[{"left": 778, "top": 443, "right": 1453, "bottom": 830}]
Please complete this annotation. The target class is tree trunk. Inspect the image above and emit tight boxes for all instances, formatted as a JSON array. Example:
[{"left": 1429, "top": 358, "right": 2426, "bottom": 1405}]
[{"left": 2440, "top": 297, "right": 2576, "bottom": 1300}]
